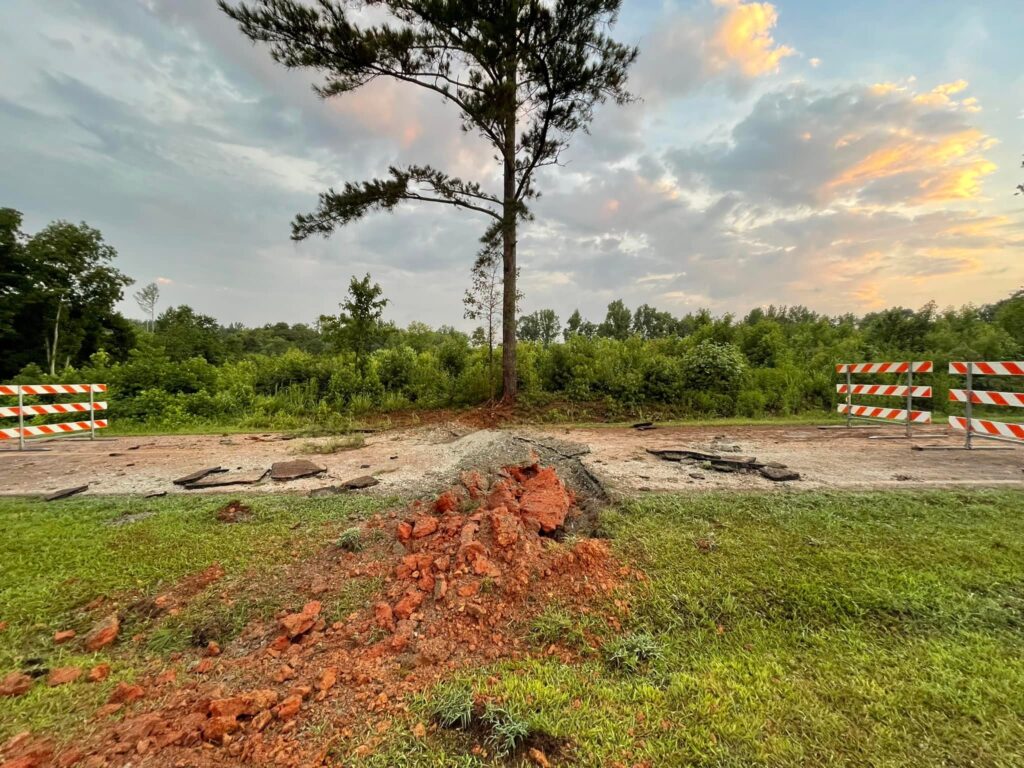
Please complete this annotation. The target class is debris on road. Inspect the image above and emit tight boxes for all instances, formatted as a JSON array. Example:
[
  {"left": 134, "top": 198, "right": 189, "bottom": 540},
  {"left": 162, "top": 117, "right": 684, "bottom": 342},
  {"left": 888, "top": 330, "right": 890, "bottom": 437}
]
[
  {"left": 343, "top": 474, "right": 379, "bottom": 489},
  {"left": 185, "top": 470, "right": 269, "bottom": 489},
  {"left": 760, "top": 466, "right": 801, "bottom": 482},
  {"left": 649, "top": 447, "right": 800, "bottom": 482},
  {"left": 173, "top": 467, "right": 227, "bottom": 486},
  {"left": 42, "top": 485, "right": 89, "bottom": 501},
  {"left": 144, "top": 490, "right": 167, "bottom": 498},
  {"left": 632, "top": 421, "right": 656, "bottom": 430},
  {"left": 269, "top": 459, "right": 326, "bottom": 481}
]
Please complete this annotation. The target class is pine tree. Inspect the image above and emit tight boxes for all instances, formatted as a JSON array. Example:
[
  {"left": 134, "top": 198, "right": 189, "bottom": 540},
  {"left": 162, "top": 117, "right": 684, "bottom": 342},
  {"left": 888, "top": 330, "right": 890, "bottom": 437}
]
[{"left": 219, "top": 0, "right": 637, "bottom": 401}]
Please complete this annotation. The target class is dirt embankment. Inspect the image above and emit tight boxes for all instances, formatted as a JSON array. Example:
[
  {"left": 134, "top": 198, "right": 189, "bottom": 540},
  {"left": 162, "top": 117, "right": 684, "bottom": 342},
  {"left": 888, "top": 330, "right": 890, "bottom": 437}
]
[{"left": 1, "top": 459, "right": 637, "bottom": 767}]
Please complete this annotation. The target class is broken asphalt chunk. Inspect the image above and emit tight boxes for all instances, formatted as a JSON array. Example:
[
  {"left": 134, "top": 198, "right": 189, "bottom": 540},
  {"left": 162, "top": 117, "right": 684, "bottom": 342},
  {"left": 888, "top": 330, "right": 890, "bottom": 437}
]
[
  {"left": 269, "top": 459, "right": 326, "bottom": 481},
  {"left": 173, "top": 467, "right": 227, "bottom": 486},
  {"left": 43, "top": 485, "right": 89, "bottom": 501}
]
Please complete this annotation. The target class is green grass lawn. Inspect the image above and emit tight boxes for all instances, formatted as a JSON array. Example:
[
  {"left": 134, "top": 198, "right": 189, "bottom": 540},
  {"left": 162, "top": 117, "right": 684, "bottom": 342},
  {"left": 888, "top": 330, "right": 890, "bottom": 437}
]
[
  {"left": 2, "top": 490, "right": 1023, "bottom": 766},
  {"left": 371, "top": 490, "right": 1024, "bottom": 767}
]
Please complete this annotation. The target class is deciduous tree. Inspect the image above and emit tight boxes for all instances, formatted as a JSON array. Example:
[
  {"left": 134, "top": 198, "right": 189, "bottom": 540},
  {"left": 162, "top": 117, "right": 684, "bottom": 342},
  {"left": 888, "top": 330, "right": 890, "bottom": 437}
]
[{"left": 320, "top": 273, "right": 390, "bottom": 373}]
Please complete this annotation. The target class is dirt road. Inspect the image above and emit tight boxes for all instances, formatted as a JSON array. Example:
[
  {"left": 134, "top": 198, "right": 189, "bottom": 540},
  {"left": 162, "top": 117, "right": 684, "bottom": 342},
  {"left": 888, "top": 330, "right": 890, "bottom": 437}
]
[{"left": 1, "top": 422, "right": 1021, "bottom": 499}]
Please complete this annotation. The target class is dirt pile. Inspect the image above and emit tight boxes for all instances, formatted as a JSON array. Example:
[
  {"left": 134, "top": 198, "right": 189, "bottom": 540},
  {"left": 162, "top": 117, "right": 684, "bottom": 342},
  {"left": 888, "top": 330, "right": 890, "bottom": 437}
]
[{"left": 40, "top": 461, "right": 627, "bottom": 767}]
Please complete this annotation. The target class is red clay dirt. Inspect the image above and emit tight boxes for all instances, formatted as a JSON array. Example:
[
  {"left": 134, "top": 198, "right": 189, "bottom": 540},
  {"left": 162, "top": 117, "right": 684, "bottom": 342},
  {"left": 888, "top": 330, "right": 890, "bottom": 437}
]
[{"left": 12, "top": 462, "right": 633, "bottom": 768}]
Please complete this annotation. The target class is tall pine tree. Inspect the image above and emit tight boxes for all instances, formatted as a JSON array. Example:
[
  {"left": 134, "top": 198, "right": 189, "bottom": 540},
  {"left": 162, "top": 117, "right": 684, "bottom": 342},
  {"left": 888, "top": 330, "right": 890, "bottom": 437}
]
[{"left": 219, "top": 0, "right": 637, "bottom": 401}]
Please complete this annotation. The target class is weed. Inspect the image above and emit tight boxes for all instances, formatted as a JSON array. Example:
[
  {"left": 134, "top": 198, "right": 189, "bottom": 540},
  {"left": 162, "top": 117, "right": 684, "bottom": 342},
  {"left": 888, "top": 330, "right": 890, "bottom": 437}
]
[
  {"left": 529, "top": 606, "right": 590, "bottom": 650},
  {"left": 336, "top": 526, "right": 364, "bottom": 552},
  {"left": 603, "top": 631, "right": 662, "bottom": 674},
  {"left": 428, "top": 683, "right": 474, "bottom": 730},
  {"left": 481, "top": 703, "right": 530, "bottom": 758}
]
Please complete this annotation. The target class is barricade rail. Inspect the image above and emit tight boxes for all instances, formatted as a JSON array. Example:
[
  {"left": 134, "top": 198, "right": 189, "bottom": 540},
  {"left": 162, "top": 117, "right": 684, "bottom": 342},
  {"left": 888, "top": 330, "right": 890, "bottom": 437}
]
[
  {"left": 0, "top": 384, "right": 108, "bottom": 451},
  {"left": 947, "top": 362, "right": 1024, "bottom": 448},
  {"left": 834, "top": 361, "right": 933, "bottom": 437}
]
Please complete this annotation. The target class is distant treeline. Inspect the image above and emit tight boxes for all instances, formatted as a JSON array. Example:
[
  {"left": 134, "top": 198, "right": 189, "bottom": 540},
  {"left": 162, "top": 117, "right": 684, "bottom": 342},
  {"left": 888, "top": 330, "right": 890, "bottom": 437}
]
[{"left": 3, "top": 207, "right": 1022, "bottom": 428}]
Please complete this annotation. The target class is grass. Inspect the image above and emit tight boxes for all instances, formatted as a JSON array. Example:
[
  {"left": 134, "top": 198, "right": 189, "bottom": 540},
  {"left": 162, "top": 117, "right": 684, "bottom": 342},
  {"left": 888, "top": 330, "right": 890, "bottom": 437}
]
[
  {"left": 0, "top": 492, "right": 392, "bottom": 740},
  {"left": 297, "top": 435, "right": 367, "bottom": 455},
  {"left": 368, "top": 490, "right": 1024, "bottom": 767},
  {"left": 4, "top": 489, "right": 1024, "bottom": 765}
]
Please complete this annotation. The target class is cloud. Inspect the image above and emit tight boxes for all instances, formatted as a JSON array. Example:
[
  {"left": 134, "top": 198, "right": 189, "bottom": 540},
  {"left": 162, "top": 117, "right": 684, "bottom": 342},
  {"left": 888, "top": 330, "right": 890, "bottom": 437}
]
[
  {"left": 634, "top": 0, "right": 797, "bottom": 101},
  {"left": 710, "top": 0, "right": 796, "bottom": 78},
  {"left": 672, "top": 79, "right": 998, "bottom": 208}
]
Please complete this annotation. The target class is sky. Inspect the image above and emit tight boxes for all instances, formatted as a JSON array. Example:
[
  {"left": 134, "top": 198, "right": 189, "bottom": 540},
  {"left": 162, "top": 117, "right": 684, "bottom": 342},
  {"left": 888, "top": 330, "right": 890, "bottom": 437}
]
[{"left": 1, "top": 0, "right": 1022, "bottom": 330}]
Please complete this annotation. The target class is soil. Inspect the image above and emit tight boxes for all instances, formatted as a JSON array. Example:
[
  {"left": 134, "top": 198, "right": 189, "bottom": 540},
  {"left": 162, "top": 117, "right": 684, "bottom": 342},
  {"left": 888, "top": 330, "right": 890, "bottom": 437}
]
[
  {"left": 0, "top": 463, "right": 633, "bottom": 768},
  {"left": 0, "top": 423, "right": 1021, "bottom": 500}
]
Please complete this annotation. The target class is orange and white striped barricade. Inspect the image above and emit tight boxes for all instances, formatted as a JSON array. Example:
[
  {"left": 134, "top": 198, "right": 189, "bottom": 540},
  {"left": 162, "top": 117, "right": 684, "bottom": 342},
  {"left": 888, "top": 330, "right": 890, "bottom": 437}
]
[
  {"left": 947, "top": 362, "right": 1024, "bottom": 449},
  {"left": 0, "top": 384, "right": 108, "bottom": 451},
  {"left": 835, "top": 361, "right": 933, "bottom": 437}
]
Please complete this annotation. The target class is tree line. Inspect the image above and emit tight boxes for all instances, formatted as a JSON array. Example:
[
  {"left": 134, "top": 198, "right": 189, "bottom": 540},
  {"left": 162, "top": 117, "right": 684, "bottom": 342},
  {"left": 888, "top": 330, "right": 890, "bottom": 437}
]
[{"left": 3, "top": 206, "right": 1022, "bottom": 431}]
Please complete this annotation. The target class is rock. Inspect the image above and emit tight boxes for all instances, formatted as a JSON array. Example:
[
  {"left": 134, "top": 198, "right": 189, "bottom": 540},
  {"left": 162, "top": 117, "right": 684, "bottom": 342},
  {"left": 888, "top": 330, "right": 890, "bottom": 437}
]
[
  {"left": 43, "top": 485, "right": 89, "bottom": 501},
  {"left": 274, "top": 694, "right": 302, "bottom": 720},
  {"left": 434, "top": 490, "right": 459, "bottom": 513},
  {"left": 0, "top": 671, "right": 33, "bottom": 697},
  {"left": 689, "top": 473, "right": 705, "bottom": 480},
  {"left": 202, "top": 716, "right": 240, "bottom": 742},
  {"left": 518, "top": 466, "right": 572, "bottom": 532},
  {"left": 53, "top": 629, "right": 76, "bottom": 644},
  {"left": 86, "top": 664, "right": 111, "bottom": 683},
  {"left": 760, "top": 466, "right": 801, "bottom": 482},
  {"left": 317, "top": 668, "right": 337, "bottom": 692},
  {"left": 374, "top": 603, "right": 395, "bottom": 632},
  {"left": 528, "top": 747, "right": 552, "bottom": 767},
  {"left": 270, "top": 459, "right": 326, "bottom": 481},
  {"left": 396, "top": 521, "right": 413, "bottom": 541},
  {"left": 46, "top": 667, "right": 82, "bottom": 687},
  {"left": 108, "top": 682, "right": 145, "bottom": 705},
  {"left": 172, "top": 467, "right": 226, "bottom": 485},
  {"left": 342, "top": 475, "right": 379, "bottom": 490},
  {"left": 279, "top": 601, "right": 322, "bottom": 638},
  {"left": 489, "top": 507, "right": 520, "bottom": 547},
  {"left": 205, "top": 641, "right": 221, "bottom": 657},
  {"left": 310, "top": 576, "right": 329, "bottom": 595},
  {"left": 84, "top": 614, "right": 120, "bottom": 651},
  {"left": 412, "top": 722, "right": 427, "bottom": 739},
  {"left": 208, "top": 689, "right": 278, "bottom": 719},
  {"left": 411, "top": 516, "right": 439, "bottom": 538},
  {"left": 251, "top": 710, "right": 273, "bottom": 732},
  {"left": 393, "top": 589, "right": 424, "bottom": 621},
  {"left": 143, "top": 490, "right": 167, "bottom": 499}
]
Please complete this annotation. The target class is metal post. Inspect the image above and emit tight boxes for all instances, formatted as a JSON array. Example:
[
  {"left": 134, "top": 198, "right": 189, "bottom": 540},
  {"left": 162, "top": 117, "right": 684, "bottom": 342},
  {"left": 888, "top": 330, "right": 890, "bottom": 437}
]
[
  {"left": 17, "top": 386, "right": 24, "bottom": 452},
  {"left": 905, "top": 367, "right": 912, "bottom": 438},
  {"left": 845, "top": 369, "right": 852, "bottom": 427},
  {"left": 964, "top": 367, "right": 973, "bottom": 450},
  {"left": 89, "top": 386, "right": 95, "bottom": 440}
]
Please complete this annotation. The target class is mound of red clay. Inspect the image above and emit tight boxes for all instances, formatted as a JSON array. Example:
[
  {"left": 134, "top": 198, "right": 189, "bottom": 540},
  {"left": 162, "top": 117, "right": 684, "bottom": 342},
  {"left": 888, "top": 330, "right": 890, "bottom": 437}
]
[{"left": 42, "top": 463, "right": 636, "bottom": 768}]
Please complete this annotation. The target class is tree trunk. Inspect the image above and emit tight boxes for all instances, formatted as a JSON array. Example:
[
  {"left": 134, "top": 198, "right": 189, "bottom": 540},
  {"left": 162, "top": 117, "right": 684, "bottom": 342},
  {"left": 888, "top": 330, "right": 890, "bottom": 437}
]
[
  {"left": 48, "top": 300, "right": 62, "bottom": 376},
  {"left": 500, "top": 166, "right": 517, "bottom": 403},
  {"left": 500, "top": 26, "right": 518, "bottom": 404}
]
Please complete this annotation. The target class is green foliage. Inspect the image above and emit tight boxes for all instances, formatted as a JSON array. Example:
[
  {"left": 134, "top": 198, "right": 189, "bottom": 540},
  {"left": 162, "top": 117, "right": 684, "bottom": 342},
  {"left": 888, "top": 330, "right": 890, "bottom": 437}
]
[
  {"left": 481, "top": 703, "right": 531, "bottom": 757},
  {"left": 603, "top": 631, "right": 663, "bottom": 674},
  {"left": 335, "top": 526, "right": 364, "bottom": 553},
  {"left": 428, "top": 683, "right": 475, "bottom": 730},
  {"left": 319, "top": 274, "right": 390, "bottom": 373},
  {"left": 0, "top": 210, "right": 133, "bottom": 378}
]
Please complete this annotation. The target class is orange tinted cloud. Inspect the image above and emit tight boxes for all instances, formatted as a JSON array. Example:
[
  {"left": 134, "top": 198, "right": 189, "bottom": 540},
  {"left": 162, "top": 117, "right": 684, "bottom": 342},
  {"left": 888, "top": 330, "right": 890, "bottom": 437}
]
[
  {"left": 711, "top": 0, "right": 796, "bottom": 77},
  {"left": 823, "top": 82, "right": 997, "bottom": 204}
]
